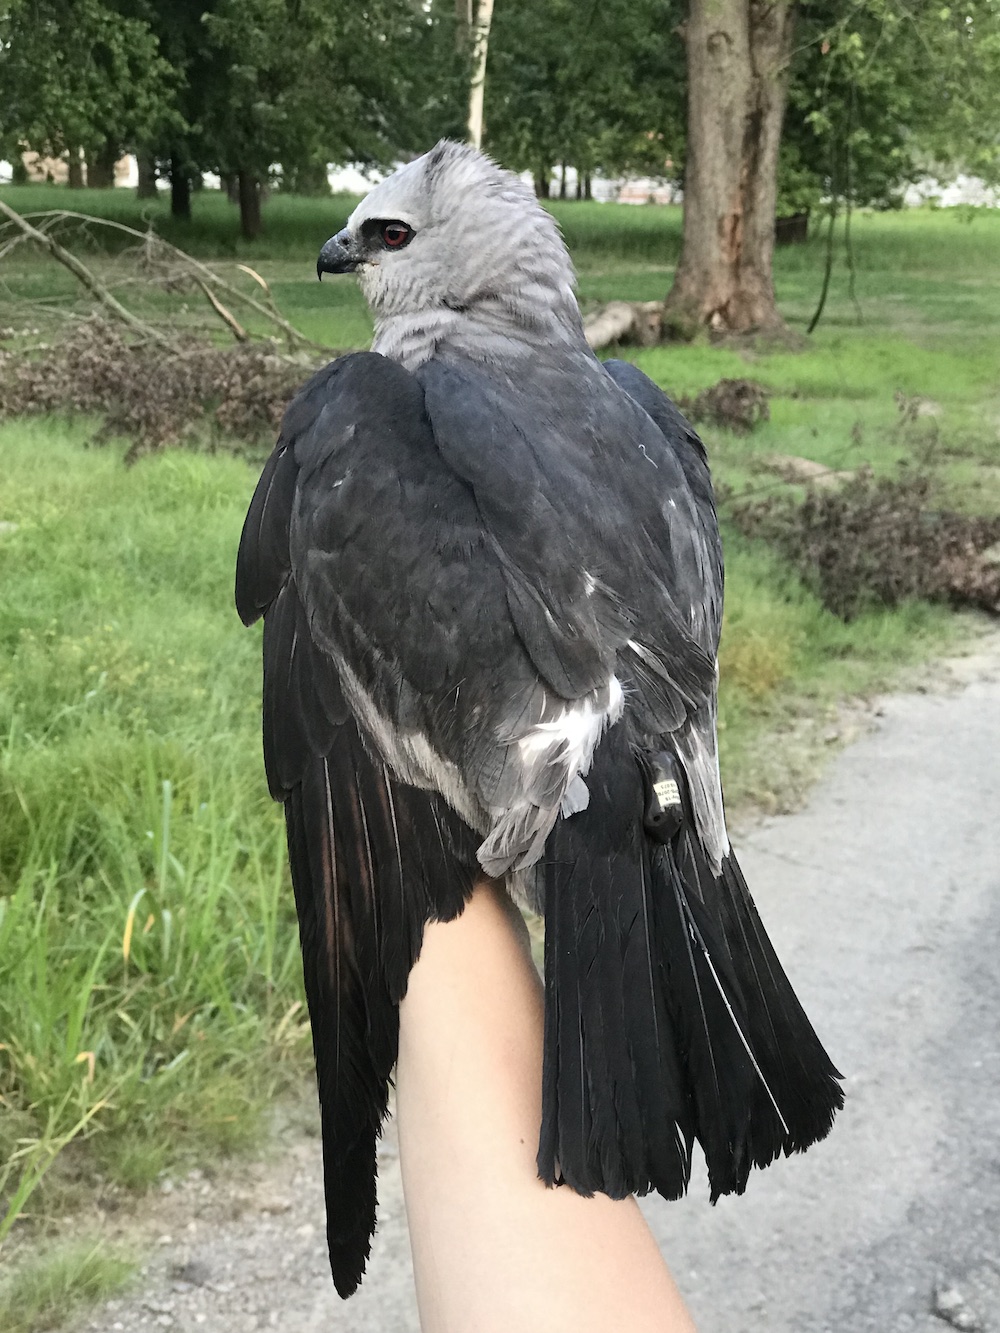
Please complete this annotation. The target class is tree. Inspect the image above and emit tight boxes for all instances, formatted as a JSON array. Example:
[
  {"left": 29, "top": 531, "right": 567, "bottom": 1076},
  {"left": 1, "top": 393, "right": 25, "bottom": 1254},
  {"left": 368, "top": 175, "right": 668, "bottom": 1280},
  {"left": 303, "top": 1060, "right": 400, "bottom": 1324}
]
[
  {"left": 0, "top": 0, "right": 172, "bottom": 184},
  {"left": 456, "top": 0, "right": 495, "bottom": 149},
  {"left": 663, "top": 0, "right": 1000, "bottom": 339},
  {"left": 197, "top": 0, "right": 449, "bottom": 239},
  {"left": 663, "top": 0, "right": 796, "bottom": 340},
  {"left": 485, "top": 0, "right": 685, "bottom": 195},
  {"left": 784, "top": 0, "right": 1000, "bottom": 216}
]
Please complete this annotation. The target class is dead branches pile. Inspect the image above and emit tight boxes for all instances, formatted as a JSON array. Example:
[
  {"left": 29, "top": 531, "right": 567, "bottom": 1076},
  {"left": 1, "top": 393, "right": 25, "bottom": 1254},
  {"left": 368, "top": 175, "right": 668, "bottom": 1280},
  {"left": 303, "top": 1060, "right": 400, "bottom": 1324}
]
[
  {"left": 0, "top": 202, "right": 335, "bottom": 458},
  {"left": 730, "top": 468, "right": 1000, "bottom": 619},
  {"left": 0, "top": 320, "right": 314, "bottom": 460},
  {"left": 679, "top": 379, "right": 771, "bottom": 435}
]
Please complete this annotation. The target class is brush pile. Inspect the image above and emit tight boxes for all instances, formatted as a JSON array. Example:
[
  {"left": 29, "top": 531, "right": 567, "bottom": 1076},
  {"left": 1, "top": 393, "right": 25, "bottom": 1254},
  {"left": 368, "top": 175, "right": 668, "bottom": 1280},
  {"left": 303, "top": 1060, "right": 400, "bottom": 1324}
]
[
  {"left": 0, "top": 321, "right": 318, "bottom": 461},
  {"left": 730, "top": 468, "right": 1000, "bottom": 619}
]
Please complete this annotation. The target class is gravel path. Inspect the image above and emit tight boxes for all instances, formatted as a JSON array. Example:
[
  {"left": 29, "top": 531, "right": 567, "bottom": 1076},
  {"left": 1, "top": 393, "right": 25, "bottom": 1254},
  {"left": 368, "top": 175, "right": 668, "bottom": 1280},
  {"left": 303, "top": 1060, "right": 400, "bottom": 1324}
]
[{"left": 76, "top": 636, "right": 1000, "bottom": 1333}]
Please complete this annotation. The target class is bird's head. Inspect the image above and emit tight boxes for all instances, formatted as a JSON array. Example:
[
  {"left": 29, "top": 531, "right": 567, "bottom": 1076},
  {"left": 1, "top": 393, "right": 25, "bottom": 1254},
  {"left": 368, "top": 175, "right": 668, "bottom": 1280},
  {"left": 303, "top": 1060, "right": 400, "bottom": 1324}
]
[{"left": 317, "top": 141, "right": 582, "bottom": 354}]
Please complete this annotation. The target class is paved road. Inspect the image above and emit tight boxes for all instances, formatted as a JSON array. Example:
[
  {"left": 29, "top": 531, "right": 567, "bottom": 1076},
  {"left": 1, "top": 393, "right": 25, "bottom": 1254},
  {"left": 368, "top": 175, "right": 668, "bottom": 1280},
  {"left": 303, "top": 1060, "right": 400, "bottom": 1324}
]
[
  {"left": 645, "top": 664, "right": 1000, "bottom": 1333},
  {"left": 82, "top": 650, "right": 1000, "bottom": 1333}
]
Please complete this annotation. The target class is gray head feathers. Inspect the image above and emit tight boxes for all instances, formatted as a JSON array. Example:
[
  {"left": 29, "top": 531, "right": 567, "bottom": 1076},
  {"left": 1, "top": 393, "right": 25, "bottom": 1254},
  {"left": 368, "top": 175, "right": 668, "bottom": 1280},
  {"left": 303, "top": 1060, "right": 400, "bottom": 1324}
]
[{"left": 344, "top": 141, "right": 586, "bottom": 368}]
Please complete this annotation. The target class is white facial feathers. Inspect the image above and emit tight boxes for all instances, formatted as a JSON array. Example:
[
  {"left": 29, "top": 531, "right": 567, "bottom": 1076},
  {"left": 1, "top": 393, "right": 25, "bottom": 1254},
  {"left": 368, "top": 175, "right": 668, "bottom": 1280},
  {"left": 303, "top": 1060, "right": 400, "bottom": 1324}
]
[{"left": 345, "top": 141, "right": 585, "bottom": 360}]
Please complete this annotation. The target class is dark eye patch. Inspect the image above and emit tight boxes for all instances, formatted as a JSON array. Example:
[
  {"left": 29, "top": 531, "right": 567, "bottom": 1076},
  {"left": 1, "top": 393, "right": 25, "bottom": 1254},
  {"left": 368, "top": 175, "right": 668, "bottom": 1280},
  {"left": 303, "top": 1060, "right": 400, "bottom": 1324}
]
[{"left": 360, "top": 218, "right": 415, "bottom": 252}]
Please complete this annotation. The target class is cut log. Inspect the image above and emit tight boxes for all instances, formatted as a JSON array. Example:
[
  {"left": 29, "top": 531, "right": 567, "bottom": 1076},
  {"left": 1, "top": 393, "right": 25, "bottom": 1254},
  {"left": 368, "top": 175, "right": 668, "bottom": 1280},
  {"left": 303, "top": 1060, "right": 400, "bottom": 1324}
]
[
  {"left": 756, "top": 453, "right": 859, "bottom": 488},
  {"left": 584, "top": 300, "right": 663, "bottom": 350}
]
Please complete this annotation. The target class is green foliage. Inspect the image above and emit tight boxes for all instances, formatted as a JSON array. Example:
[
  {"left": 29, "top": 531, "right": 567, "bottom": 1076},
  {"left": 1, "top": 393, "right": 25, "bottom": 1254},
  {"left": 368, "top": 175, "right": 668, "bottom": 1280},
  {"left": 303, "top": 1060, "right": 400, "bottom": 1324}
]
[
  {"left": 0, "top": 1242, "right": 134, "bottom": 1333},
  {"left": 198, "top": 0, "right": 417, "bottom": 179},
  {"left": 485, "top": 0, "right": 685, "bottom": 185},
  {"left": 0, "top": 0, "right": 175, "bottom": 161},
  {"left": 784, "top": 0, "right": 1000, "bottom": 213}
]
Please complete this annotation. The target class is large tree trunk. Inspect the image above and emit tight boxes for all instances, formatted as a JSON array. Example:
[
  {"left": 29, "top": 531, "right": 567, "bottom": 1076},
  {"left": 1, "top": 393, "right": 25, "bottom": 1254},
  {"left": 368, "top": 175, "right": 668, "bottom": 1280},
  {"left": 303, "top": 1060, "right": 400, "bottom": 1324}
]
[
  {"left": 663, "top": 0, "right": 796, "bottom": 340},
  {"left": 136, "top": 151, "right": 158, "bottom": 199},
  {"left": 67, "top": 150, "right": 84, "bottom": 189},
  {"left": 238, "top": 170, "right": 262, "bottom": 241},
  {"left": 86, "top": 142, "right": 118, "bottom": 189},
  {"left": 170, "top": 160, "right": 191, "bottom": 219}
]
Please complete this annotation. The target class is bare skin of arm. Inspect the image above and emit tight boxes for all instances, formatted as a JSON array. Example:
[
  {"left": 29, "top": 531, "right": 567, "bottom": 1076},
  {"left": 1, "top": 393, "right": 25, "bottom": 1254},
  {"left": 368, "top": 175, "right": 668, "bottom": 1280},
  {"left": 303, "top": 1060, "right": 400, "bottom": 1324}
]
[{"left": 396, "top": 878, "right": 699, "bottom": 1333}]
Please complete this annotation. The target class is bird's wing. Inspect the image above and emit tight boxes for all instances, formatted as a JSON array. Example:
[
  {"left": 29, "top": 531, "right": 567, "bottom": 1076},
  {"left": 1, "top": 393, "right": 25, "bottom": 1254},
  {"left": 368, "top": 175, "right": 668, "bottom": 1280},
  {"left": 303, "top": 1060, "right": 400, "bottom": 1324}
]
[
  {"left": 417, "top": 353, "right": 728, "bottom": 862},
  {"left": 235, "top": 357, "right": 483, "bottom": 1297},
  {"left": 255, "top": 351, "right": 633, "bottom": 883},
  {"left": 601, "top": 358, "right": 729, "bottom": 863}
]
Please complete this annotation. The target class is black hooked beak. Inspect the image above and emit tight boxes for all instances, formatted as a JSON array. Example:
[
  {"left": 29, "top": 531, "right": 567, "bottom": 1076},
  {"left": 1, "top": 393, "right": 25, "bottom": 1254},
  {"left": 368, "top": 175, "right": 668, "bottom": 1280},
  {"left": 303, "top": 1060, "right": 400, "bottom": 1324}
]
[{"left": 317, "top": 228, "right": 358, "bottom": 279}]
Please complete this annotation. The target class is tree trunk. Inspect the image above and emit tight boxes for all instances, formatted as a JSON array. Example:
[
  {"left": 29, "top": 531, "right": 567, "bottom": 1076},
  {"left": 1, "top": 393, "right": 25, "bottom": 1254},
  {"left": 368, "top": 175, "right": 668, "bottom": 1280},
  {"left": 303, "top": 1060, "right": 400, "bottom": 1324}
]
[
  {"left": 67, "top": 150, "right": 84, "bottom": 189},
  {"left": 136, "top": 151, "right": 158, "bottom": 199},
  {"left": 534, "top": 166, "right": 551, "bottom": 199},
  {"left": 86, "top": 142, "right": 118, "bottom": 189},
  {"left": 663, "top": 0, "right": 797, "bottom": 340},
  {"left": 238, "top": 170, "right": 262, "bottom": 240},
  {"left": 467, "top": 0, "right": 495, "bottom": 149},
  {"left": 170, "top": 158, "right": 191, "bottom": 219}
]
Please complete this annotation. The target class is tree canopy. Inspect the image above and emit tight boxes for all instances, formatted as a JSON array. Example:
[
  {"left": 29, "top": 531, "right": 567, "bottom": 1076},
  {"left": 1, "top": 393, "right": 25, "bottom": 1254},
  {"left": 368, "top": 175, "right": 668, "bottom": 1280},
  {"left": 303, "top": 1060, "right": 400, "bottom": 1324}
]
[
  {"left": 483, "top": 0, "right": 685, "bottom": 192},
  {"left": 1, "top": 0, "right": 998, "bottom": 230}
]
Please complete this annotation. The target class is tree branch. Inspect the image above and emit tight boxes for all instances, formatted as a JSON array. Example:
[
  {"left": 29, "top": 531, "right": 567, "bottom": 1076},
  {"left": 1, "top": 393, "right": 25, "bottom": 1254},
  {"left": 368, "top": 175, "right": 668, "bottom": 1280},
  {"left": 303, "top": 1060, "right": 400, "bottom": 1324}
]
[
  {"left": 0, "top": 208, "right": 334, "bottom": 353},
  {"left": 0, "top": 199, "right": 175, "bottom": 349}
]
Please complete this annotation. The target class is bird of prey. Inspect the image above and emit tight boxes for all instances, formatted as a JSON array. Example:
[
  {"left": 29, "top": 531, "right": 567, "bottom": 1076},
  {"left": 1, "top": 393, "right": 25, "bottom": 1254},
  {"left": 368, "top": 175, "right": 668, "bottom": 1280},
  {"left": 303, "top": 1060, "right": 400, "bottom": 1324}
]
[{"left": 236, "top": 141, "right": 843, "bottom": 1299}]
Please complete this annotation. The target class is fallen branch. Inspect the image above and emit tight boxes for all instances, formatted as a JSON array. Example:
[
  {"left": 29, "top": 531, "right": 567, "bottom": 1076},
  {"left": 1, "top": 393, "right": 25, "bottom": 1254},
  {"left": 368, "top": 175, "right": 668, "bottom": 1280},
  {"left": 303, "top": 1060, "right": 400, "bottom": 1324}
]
[
  {"left": 0, "top": 198, "right": 175, "bottom": 350},
  {"left": 755, "top": 454, "right": 860, "bottom": 489},
  {"left": 0, "top": 208, "right": 332, "bottom": 352},
  {"left": 197, "top": 279, "right": 248, "bottom": 342},
  {"left": 584, "top": 300, "right": 663, "bottom": 350}
]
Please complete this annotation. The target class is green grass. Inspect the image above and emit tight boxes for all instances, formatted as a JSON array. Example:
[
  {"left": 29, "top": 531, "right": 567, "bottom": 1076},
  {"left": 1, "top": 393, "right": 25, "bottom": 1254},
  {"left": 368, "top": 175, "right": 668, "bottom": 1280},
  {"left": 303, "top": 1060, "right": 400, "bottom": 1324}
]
[
  {"left": 0, "top": 419, "right": 307, "bottom": 1244},
  {"left": 0, "top": 189, "right": 998, "bottom": 1322},
  {"left": 0, "top": 1241, "right": 134, "bottom": 1333}
]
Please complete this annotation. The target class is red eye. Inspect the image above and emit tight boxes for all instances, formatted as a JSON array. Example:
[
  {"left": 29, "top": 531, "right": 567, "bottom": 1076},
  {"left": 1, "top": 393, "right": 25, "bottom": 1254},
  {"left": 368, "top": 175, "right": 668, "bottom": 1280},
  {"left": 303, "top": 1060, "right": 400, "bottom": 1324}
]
[{"left": 382, "top": 222, "right": 411, "bottom": 249}]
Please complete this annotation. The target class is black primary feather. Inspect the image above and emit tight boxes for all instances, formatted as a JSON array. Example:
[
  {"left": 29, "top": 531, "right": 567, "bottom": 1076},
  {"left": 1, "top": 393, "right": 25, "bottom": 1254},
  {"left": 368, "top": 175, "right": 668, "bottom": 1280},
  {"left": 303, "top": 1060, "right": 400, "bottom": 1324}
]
[{"left": 236, "top": 361, "right": 483, "bottom": 1296}]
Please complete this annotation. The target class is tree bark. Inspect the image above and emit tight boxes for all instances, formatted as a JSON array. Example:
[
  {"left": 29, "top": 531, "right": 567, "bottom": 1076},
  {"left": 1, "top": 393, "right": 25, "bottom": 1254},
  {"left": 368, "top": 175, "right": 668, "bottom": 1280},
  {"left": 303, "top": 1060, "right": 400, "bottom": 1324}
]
[
  {"left": 170, "top": 157, "right": 191, "bottom": 219},
  {"left": 534, "top": 167, "right": 551, "bottom": 199},
  {"left": 67, "top": 150, "right": 85, "bottom": 189},
  {"left": 136, "top": 151, "right": 158, "bottom": 199},
  {"left": 86, "top": 142, "right": 118, "bottom": 189},
  {"left": 238, "top": 170, "right": 262, "bottom": 241},
  {"left": 663, "top": 0, "right": 797, "bottom": 340},
  {"left": 465, "top": 0, "right": 495, "bottom": 149}
]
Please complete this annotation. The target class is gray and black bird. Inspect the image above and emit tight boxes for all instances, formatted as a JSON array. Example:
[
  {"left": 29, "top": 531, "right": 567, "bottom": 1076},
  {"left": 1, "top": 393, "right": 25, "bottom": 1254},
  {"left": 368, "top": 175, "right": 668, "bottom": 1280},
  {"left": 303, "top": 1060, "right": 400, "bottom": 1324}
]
[{"left": 235, "top": 142, "right": 843, "bottom": 1299}]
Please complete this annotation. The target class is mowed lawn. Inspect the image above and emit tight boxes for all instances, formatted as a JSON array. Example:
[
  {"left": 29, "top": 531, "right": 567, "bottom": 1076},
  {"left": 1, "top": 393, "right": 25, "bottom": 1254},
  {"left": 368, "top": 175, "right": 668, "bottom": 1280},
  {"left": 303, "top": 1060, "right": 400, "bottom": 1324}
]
[{"left": 1, "top": 187, "right": 998, "bottom": 1311}]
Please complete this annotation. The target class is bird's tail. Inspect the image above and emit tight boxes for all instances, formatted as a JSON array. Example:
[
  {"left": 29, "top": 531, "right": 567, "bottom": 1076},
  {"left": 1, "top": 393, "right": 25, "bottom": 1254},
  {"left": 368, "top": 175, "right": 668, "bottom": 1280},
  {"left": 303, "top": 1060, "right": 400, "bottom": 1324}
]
[{"left": 538, "top": 727, "right": 843, "bottom": 1203}]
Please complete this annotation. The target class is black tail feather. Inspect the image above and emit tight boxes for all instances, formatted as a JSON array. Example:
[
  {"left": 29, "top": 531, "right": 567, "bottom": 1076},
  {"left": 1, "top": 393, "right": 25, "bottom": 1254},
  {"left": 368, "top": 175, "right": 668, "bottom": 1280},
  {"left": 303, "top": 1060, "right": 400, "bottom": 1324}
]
[
  {"left": 540, "top": 731, "right": 843, "bottom": 1208},
  {"left": 539, "top": 727, "right": 696, "bottom": 1200}
]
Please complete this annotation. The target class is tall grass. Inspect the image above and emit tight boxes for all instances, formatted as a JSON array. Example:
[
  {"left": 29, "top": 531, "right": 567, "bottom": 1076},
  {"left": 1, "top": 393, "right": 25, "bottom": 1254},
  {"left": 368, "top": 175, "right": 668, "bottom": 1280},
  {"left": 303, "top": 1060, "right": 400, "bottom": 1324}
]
[{"left": 0, "top": 420, "right": 306, "bottom": 1240}]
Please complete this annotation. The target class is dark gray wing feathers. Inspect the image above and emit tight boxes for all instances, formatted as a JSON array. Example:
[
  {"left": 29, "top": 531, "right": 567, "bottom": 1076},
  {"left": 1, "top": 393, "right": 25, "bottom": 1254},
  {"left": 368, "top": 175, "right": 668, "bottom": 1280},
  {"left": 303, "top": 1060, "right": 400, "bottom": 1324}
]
[{"left": 237, "top": 348, "right": 842, "bottom": 1298}]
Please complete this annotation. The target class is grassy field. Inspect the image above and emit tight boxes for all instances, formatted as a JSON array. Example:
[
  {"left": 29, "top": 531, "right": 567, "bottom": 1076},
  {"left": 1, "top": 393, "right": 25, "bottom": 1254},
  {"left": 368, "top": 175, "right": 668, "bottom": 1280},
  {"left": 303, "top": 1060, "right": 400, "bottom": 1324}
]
[{"left": 1, "top": 185, "right": 998, "bottom": 1316}]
